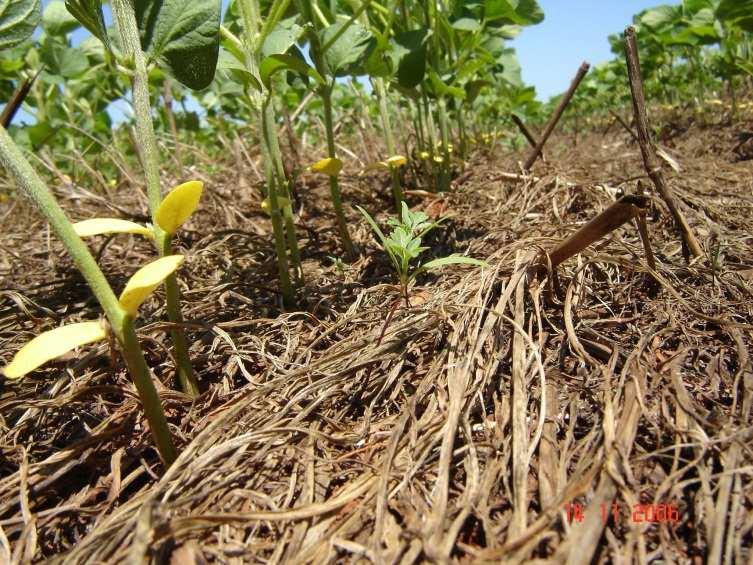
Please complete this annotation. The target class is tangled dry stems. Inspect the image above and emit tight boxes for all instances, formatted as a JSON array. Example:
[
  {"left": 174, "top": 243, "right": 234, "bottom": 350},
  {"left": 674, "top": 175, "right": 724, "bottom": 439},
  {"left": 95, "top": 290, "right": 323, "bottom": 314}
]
[{"left": 1, "top": 121, "right": 752, "bottom": 563}]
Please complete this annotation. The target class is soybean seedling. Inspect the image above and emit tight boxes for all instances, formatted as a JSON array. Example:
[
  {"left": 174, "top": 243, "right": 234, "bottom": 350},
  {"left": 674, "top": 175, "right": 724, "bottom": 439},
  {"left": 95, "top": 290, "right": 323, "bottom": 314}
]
[
  {"left": 357, "top": 201, "right": 485, "bottom": 307},
  {"left": 0, "top": 121, "right": 183, "bottom": 465}
]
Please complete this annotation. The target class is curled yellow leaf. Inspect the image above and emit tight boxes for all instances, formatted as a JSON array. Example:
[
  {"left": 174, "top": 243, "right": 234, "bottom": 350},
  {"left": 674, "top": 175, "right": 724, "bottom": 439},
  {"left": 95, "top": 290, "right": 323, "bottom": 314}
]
[
  {"left": 308, "top": 157, "right": 343, "bottom": 177},
  {"left": 385, "top": 155, "right": 407, "bottom": 168},
  {"left": 155, "top": 180, "right": 204, "bottom": 235},
  {"left": 119, "top": 255, "right": 185, "bottom": 316},
  {"left": 73, "top": 218, "right": 154, "bottom": 239},
  {"left": 2, "top": 321, "right": 107, "bottom": 380}
]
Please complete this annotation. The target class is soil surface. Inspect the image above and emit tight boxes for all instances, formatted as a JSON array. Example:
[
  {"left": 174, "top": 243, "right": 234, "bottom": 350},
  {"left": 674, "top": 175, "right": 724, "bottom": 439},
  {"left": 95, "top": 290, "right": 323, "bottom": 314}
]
[{"left": 1, "top": 116, "right": 752, "bottom": 563}]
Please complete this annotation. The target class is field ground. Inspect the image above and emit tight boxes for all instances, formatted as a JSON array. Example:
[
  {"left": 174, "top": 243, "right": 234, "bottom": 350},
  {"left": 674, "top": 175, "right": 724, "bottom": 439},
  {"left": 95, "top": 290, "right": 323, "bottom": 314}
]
[{"left": 1, "top": 115, "right": 752, "bottom": 563}]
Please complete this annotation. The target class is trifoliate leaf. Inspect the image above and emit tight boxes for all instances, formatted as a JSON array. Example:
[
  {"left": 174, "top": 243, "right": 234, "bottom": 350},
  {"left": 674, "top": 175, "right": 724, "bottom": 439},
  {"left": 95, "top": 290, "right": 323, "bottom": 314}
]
[
  {"left": 2, "top": 321, "right": 107, "bottom": 380},
  {"left": 73, "top": 218, "right": 154, "bottom": 238},
  {"left": 119, "top": 255, "right": 184, "bottom": 316},
  {"left": 155, "top": 180, "right": 203, "bottom": 235},
  {"left": 308, "top": 157, "right": 343, "bottom": 176}
]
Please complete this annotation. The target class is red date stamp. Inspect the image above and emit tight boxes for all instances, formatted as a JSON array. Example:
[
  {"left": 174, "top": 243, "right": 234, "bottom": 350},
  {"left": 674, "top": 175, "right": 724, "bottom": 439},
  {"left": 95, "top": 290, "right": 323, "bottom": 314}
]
[{"left": 564, "top": 502, "right": 681, "bottom": 525}]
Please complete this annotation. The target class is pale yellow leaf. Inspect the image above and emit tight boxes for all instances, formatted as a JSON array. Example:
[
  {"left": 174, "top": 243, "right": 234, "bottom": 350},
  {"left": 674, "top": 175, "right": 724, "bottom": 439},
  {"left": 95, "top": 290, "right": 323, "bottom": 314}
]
[
  {"left": 119, "top": 255, "right": 185, "bottom": 316},
  {"left": 261, "top": 196, "right": 291, "bottom": 213},
  {"left": 73, "top": 218, "right": 153, "bottom": 239},
  {"left": 2, "top": 321, "right": 107, "bottom": 380},
  {"left": 360, "top": 161, "right": 390, "bottom": 175},
  {"left": 155, "top": 180, "right": 204, "bottom": 235},
  {"left": 385, "top": 155, "right": 407, "bottom": 168},
  {"left": 308, "top": 157, "right": 343, "bottom": 176}
]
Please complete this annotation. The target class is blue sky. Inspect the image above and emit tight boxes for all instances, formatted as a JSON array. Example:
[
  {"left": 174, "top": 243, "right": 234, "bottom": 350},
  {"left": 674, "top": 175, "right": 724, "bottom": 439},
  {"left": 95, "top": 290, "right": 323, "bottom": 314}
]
[{"left": 513, "top": 0, "right": 681, "bottom": 100}]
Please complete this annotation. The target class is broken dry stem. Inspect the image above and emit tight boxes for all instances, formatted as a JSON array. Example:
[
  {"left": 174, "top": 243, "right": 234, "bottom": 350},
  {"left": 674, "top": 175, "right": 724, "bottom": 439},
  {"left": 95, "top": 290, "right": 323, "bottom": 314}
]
[
  {"left": 511, "top": 114, "right": 545, "bottom": 161},
  {"left": 523, "top": 62, "right": 590, "bottom": 171},
  {"left": 544, "top": 195, "right": 651, "bottom": 269},
  {"left": 1, "top": 70, "right": 40, "bottom": 128}
]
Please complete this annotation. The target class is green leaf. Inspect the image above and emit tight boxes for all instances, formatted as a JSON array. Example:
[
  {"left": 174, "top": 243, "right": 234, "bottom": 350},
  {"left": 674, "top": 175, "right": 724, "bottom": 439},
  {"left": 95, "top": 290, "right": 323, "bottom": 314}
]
[
  {"left": 261, "top": 16, "right": 303, "bottom": 58},
  {"left": 465, "top": 79, "right": 490, "bottom": 104},
  {"left": 26, "top": 122, "right": 55, "bottom": 147},
  {"left": 717, "top": 0, "right": 753, "bottom": 31},
  {"left": 321, "top": 18, "right": 375, "bottom": 77},
  {"left": 498, "top": 47, "right": 522, "bottom": 87},
  {"left": 259, "top": 53, "right": 324, "bottom": 88},
  {"left": 136, "top": 0, "right": 221, "bottom": 90},
  {"left": 40, "top": 41, "right": 89, "bottom": 78},
  {"left": 217, "top": 48, "right": 262, "bottom": 91},
  {"left": 452, "top": 17, "right": 482, "bottom": 32},
  {"left": 683, "top": 0, "right": 715, "bottom": 15},
  {"left": 356, "top": 205, "right": 389, "bottom": 250},
  {"left": 484, "top": 0, "right": 544, "bottom": 26},
  {"left": 65, "top": 0, "right": 109, "bottom": 47},
  {"left": 638, "top": 5, "right": 681, "bottom": 29},
  {"left": 390, "top": 28, "right": 430, "bottom": 89},
  {"left": 429, "top": 70, "right": 466, "bottom": 100},
  {"left": 0, "top": 0, "right": 40, "bottom": 49},
  {"left": 413, "top": 255, "right": 486, "bottom": 279},
  {"left": 42, "top": 0, "right": 80, "bottom": 35}
]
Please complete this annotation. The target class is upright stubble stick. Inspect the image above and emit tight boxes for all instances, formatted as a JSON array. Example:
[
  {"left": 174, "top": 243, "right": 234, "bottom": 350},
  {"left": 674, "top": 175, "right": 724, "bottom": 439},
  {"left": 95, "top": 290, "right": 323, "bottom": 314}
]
[
  {"left": 523, "top": 62, "right": 590, "bottom": 171},
  {"left": 623, "top": 26, "right": 703, "bottom": 261}
]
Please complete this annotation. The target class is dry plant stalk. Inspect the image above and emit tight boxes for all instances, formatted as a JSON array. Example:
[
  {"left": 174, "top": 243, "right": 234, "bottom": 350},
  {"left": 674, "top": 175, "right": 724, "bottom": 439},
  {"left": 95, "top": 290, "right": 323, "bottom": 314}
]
[
  {"left": 1, "top": 70, "right": 40, "bottom": 128},
  {"left": 523, "top": 62, "right": 590, "bottom": 171},
  {"left": 543, "top": 194, "right": 655, "bottom": 270},
  {"left": 511, "top": 114, "right": 546, "bottom": 162},
  {"left": 623, "top": 26, "right": 703, "bottom": 260}
]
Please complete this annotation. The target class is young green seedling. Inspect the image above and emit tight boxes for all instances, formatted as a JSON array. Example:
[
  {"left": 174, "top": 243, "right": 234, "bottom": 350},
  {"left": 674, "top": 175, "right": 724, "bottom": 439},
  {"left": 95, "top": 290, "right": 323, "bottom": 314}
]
[{"left": 357, "top": 201, "right": 485, "bottom": 306}]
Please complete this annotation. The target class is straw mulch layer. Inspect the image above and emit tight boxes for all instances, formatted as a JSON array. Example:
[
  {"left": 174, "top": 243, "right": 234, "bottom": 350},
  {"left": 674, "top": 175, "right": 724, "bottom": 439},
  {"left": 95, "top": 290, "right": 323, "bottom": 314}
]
[{"left": 1, "top": 119, "right": 752, "bottom": 563}]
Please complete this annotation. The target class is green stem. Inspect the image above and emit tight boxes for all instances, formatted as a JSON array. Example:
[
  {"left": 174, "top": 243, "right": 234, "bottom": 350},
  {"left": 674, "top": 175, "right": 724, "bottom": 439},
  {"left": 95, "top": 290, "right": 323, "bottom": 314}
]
[
  {"left": 282, "top": 204, "right": 303, "bottom": 285},
  {"left": 262, "top": 98, "right": 296, "bottom": 308},
  {"left": 374, "top": 78, "right": 403, "bottom": 215},
  {"left": 415, "top": 99, "right": 426, "bottom": 153},
  {"left": 120, "top": 317, "right": 178, "bottom": 464},
  {"left": 112, "top": 0, "right": 199, "bottom": 397},
  {"left": 0, "top": 125, "right": 177, "bottom": 466},
  {"left": 240, "top": 0, "right": 296, "bottom": 307},
  {"left": 436, "top": 97, "right": 451, "bottom": 192},
  {"left": 322, "top": 86, "right": 355, "bottom": 257},
  {"left": 457, "top": 105, "right": 467, "bottom": 157},
  {"left": 259, "top": 0, "right": 294, "bottom": 44},
  {"left": 265, "top": 97, "right": 303, "bottom": 285}
]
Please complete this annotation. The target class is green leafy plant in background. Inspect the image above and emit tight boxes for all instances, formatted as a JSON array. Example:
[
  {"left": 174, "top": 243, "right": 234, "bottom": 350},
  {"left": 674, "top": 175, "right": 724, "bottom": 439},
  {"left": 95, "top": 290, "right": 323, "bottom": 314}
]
[
  {"left": 291, "top": 0, "right": 377, "bottom": 256},
  {"left": 358, "top": 202, "right": 485, "bottom": 306},
  {"left": 218, "top": 0, "right": 307, "bottom": 307}
]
